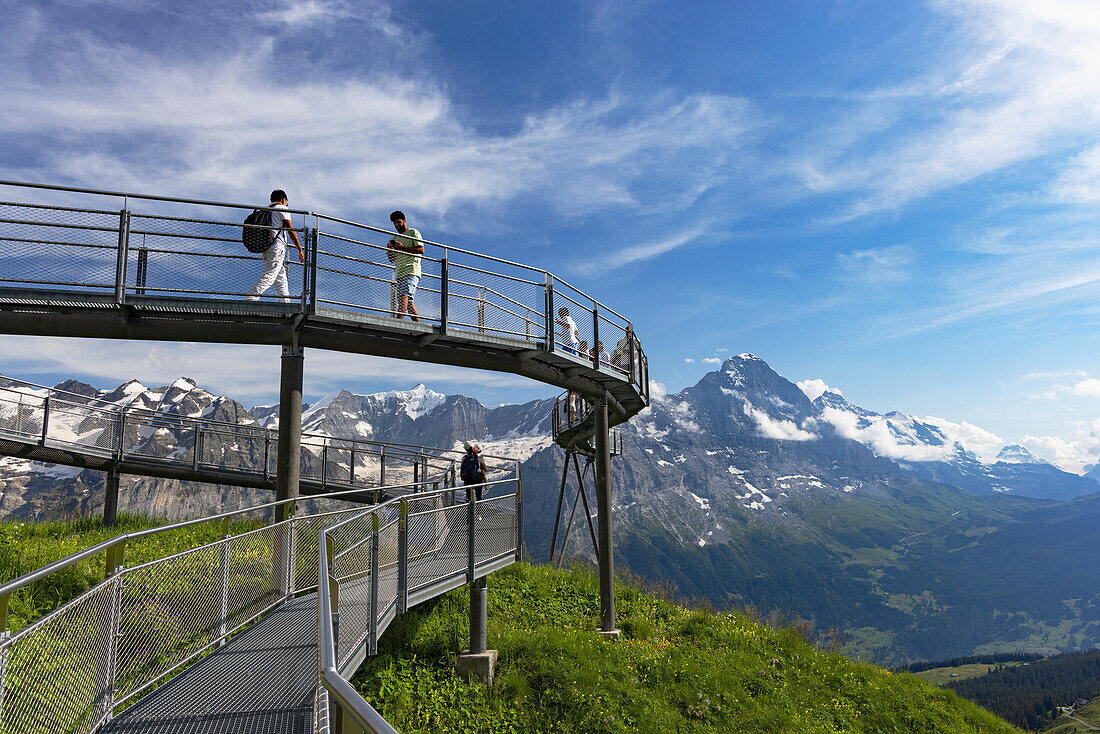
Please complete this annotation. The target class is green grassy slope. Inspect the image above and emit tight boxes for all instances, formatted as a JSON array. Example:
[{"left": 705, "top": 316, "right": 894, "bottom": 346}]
[{"left": 354, "top": 563, "right": 1020, "bottom": 733}]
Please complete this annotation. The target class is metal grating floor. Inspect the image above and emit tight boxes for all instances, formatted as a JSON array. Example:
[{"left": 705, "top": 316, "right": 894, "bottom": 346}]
[{"left": 102, "top": 595, "right": 319, "bottom": 734}]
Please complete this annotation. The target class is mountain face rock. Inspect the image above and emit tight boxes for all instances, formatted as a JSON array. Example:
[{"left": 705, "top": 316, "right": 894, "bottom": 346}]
[{"left": 3, "top": 356, "right": 1100, "bottom": 664}]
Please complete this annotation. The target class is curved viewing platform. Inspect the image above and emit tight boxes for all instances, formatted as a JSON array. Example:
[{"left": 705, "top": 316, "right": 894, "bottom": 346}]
[{"left": 0, "top": 180, "right": 649, "bottom": 425}]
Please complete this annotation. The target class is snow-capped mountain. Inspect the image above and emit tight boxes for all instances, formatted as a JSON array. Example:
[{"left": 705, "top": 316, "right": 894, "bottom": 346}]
[{"left": 804, "top": 377, "right": 1096, "bottom": 501}]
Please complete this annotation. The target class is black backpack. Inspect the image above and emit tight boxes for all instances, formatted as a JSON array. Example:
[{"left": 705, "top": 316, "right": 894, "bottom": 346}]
[
  {"left": 242, "top": 208, "right": 277, "bottom": 253},
  {"left": 460, "top": 453, "right": 483, "bottom": 482}
]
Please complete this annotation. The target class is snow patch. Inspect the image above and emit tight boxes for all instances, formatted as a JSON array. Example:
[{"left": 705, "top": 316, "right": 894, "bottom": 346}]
[{"left": 687, "top": 492, "right": 711, "bottom": 510}]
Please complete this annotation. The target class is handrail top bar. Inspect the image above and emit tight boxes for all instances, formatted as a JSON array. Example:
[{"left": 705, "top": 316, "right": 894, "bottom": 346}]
[
  {"left": 0, "top": 179, "right": 314, "bottom": 217},
  {"left": 313, "top": 212, "right": 544, "bottom": 274},
  {"left": 0, "top": 474, "right": 459, "bottom": 599}
]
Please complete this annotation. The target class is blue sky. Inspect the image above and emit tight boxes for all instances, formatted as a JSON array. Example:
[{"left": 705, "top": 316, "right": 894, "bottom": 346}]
[{"left": 2, "top": 0, "right": 1100, "bottom": 470}]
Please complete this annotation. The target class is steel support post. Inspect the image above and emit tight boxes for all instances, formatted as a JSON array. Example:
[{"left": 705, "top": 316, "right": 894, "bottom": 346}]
[
  {"left": 103, "top": 468, "right": 120, "bottom": 528},
  {"left": 40, "top": 395, "right": 50, "bottom": 445},
  {"left": 470, "top": 576, "right": 487, "bottom": 655},
  {"left": 113, "top": 209, "right": 130, "bottom": 306},
  {"left": 593, "top": 399, "right": 616, "bottom": 633},
  {"left": 516, "top": 461, "right": 524, "bottom": 562},
  {"left": 369, "top": 515, "right": 380, "bottom": 656},
  {"left": 467, "top": 489, "right": 476, "bottom": 584},
  {"left": 398, "top": 500, "right": 409, "bottom": 613},
  {"left": 545, "top": 273, "right": 555, "bottom": 352},
  {"left": 218, "top": 535, "right": 230, "bottom": 647},
  {"left": 275, "top": 344, "right": 304, "bottom": 597},
  {"left": 440, "top": 255, "right": 449, "bottom": 335}
]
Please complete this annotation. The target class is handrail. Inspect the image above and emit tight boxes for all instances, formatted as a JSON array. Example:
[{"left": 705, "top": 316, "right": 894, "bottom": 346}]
[{"left": 0, "top": 374, "right": 517, "bottom": 464}]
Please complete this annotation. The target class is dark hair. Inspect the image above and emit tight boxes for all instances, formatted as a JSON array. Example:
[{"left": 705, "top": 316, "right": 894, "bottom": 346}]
[
  {"left": 390, "top": 210, "right": 406, "bottom": 222},
  {"left": 270, "top": 189, "right": 287, "bottom": 203}
]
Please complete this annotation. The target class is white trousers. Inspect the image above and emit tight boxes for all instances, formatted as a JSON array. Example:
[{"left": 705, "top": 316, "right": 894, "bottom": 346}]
[{"left": 247, "top": 241, "right": 290, "bottom": 302}]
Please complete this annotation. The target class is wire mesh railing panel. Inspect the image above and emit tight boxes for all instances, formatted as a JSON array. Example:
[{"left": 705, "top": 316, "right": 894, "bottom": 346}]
[
  {"left": 197, "top": 424, "right": 268, "bottom": 472},
  {"left": 46, "top": 399, "right": 119, "bottom": 454},
  {"left": 126, "top": 214, "right": 305, "bottom": 302},
  {"left": 407, "top": 503, "right": 468, "bottom": 593},
  {"left": 0, "top": 201, "right": 122, "bottom": 292},
  {"left": 376, "top": 518, "right": 399, "bottom": 628},
  {"left": 597, "top": 312, "right": 630, "bottom": 375},
  {"left": 292, "top": 509, "right": 366, "bottom": 593},
  {"left": 114, "top": 544, "right": 222, "bottom": 702},
  {"left": 314, "top": 232, "right": 441, "bottom": 324},
  {"left": 223, "top": 525, "right": 282, "bottom": 632},
  {"left": 552, "top": 286, "right": 596, "bottom": 358},
  {"left": 446, "top": 262, "right": 545, "bottom": 342},
  {"left": 474, "top": 493, "right": 518, "bottom": 564},
  {"left": 0, "top": 579, "right": 116, "bottom": 734},
  {"left": 0, "top": 386, "right": 46, "bottom": 441}
]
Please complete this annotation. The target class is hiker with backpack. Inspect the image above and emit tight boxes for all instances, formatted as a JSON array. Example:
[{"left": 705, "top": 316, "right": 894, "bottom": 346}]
[
  {"left": 245, "top": 190, "right": 304, "bottom": 303},
  {"left": 460, "top": 441, "right": 488, "bottom": 501}
]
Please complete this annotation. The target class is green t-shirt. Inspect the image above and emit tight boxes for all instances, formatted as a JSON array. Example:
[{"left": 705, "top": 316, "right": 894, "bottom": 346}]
[{"left": 391, "top": 228, "right": 423, "bottom": 279}]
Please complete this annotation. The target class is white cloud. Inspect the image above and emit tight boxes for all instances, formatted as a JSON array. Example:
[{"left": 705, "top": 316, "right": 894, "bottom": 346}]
[
  {"left": 684, "top": 358, "right": 695, "bottom": 364},
  {"left": 837, "top": 245, "right": 912, "bottom": 282},
  {"left": 796, "top": 378, "right": 843, "bottom": 402},
  {"left": 801, "top": 0, "right": 1100, "bottom": 218},
  {"left": 1073, "top": 378, "right": 1100, "bottom": 399},
  {"left": 921, "top": 415, "right": 1005, "bottom": 462},
  {"left": 648, "top": 380, "right": 668, "bottom": 402},
  {"left": 0, "top": 14, "right": 753, "bottom": 227},
  {"left": 743, "top": 403, "right": 817, "bottom": 441},
  {"left": 819, "top": 407, "right": 952, "bottom": 461},
  {"left": 1021, "top": 431, "right": 1095, "bottom": 475},
  {"left": 1050, "top": 145, "right": 1100, "bottom": 203},
  {"left": 702, "top": 357, "right": 721, "bottom": 364}
]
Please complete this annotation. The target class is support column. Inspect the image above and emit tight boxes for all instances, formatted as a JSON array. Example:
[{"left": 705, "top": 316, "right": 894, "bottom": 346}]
[
  {"left": 275, "top": 343, "right": 304, "bottom": 597},
  {"left": 103, "top": 468, "right": 120, "bottom": 527},
  {"left": 457, "top": 576, "right": 496, "bottom": 685},
  {"left": 594, "top": 398, "right": 618, "bottom": 637}
]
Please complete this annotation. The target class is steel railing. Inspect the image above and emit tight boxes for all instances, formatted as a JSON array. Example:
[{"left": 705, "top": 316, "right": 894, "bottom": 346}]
[
  {"left": 0, "top": 453, "right": 520, "bottom": 733},
  {"left": 0, "top": 375, "right": 518, "bottom": 495},
  {"left": 0, "top": 180, "right": 649, "bottom": 405},
  {"left": 551, "top": 390, "right": 624, "bottom": 455},
  {"left": 317, "top": 476, "right": 520, "bottom": 733}
]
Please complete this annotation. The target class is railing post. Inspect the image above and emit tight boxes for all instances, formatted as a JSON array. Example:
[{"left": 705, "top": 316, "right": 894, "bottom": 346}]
[
  {"left": 516, "top": 461, "right": 523, "bottom": 563},
  {"left": 592, "top": 305, "right": 600, "bottom": 369},
  {"left": 114, "top": 209, "right": 130, "bottom": 306},
  {"left": 300, "top": 226, "right": 311, "bottom": 311},
  {"left": 349, "top": 445, "right": 357, "bottom": 485},
  {"left": 218, "top": 534, "right": 230, "bottom": 647},
  {"left": 40, "top": 395, "right": 50, "bottom": 445},
  {"left": 115, "top": 409, "right": 126, "bottom": 462},
  {"left": 326, "top": 533, "right": 340, "bottom": 662},
  {"left": 398, "top": 499, "right": 409, "bottom": 613},
  {"left": 379, "top": 447, "right": 386, "bottom": 486},
  {"left": 467, "top": 487, "right": 476, "bottom": 585},
  {"left": 369, "top": 514, "right": 380, "bottom": 656},
  {"left": 264, "top": 432, "right": 271, "bottom": 481},
  {"left": 321, "top": 443, "right": 329, "bottom": 490},
  {"left": 627, "top": 326, "right": 636, "bottom": 387},
  {"left": 97, "top": 575, "right": 122, "bottom": 723},
  {"left": 440, "top": 253, "right": 449, "bottom": 335},
  {"left": 136, "top": 245, "right": 148, "bottom": 296},
  {"left": 309, "top": 218, "right": 319, "bottom": 315},
  {"left": 413, "top": 456, "right": 419, "bottom": 486},
  {"left": 193, "top": 426, "right": 202, "bottom": 471},
  {"left": 477, "top": 288, "right": 486, "bottom": 333},
  {"left": 544, "top": 273, "right": 555, "bottom": 352}
]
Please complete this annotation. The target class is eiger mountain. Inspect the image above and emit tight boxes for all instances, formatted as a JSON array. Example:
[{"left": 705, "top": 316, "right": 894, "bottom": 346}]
[{"left": 2, "top": 356, "right": 1100, "bottom": 664}]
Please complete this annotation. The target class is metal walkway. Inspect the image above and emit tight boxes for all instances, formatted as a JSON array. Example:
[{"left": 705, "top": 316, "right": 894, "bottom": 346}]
[
  {"left": 0, "top": 179, "right": 651, "bottom": 733},
  {"left": 0, "top": 180, "right": 649, "bottom": 424}
]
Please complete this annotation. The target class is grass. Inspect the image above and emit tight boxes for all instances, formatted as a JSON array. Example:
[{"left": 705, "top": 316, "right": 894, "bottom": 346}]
[
  {"left": 0, "top": 512, "right": 262, "bottom": 632},
  {"left": 353, "top": 563, "right": 1021, "bottom": 733},
  {"left": 914, "top": 662, "right": 1030, "bottom": 687}
]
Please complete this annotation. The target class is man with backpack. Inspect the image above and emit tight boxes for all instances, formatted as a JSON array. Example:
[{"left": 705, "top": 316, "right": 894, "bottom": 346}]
[
  {"left": 461, "top": 441, "right": 488, "bottom": 501},
  {"left": 246, "top": 189, "right": 304, "bottom": 303}
]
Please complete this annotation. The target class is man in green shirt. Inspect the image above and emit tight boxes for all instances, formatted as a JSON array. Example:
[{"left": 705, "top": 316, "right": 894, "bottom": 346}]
[{"left": 387, "top": 210, "right": 424, "bottom": 322}]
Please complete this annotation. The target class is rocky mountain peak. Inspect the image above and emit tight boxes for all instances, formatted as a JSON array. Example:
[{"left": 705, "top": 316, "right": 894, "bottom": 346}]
[{"left": 995, "top": 444, "right": 1048, "bottom": 465}]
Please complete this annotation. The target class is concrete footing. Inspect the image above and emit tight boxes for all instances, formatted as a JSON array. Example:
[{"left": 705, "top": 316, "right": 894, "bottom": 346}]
[
  {"left": 456, "top": 649, "right": 498, "bottom": 685},
  {"left": 597, "top": 629, "right": 621, "bottom": 640}
]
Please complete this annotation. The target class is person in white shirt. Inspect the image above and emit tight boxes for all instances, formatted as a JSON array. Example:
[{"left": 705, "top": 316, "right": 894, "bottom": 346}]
[
  {"left": 556, "top": 307, "right": 580, "bottom": 354},
  {"left": 247, "top": 189, "right": 304, "bottom": 303}
]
